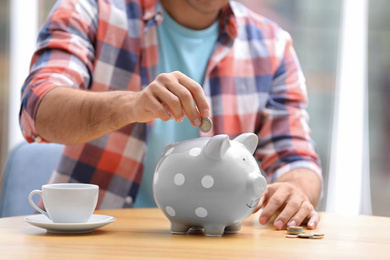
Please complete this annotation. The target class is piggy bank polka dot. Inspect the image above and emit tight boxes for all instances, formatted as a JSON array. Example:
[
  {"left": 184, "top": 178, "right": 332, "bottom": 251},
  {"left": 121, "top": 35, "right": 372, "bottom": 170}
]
[
  {"left": 174, "top": 173, "right": 185, "bottom": 186},
  {"left": 189, "top": 147, "right": 201, "bottom": 157},
  {"left": 166, "top": 206, "right": 176, "bottom": 217},
  {"left": 195, "top": 207, "right": 208, "bottom": 218},
  {"left": 201, "top": 175, "right": 214, "bottom": 188},
  {"left": 165, "top": 147, "right": 175, "bottom": 156}
]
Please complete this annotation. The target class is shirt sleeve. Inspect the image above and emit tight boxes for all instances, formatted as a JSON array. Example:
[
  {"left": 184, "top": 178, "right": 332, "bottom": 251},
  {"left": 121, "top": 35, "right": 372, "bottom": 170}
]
[
  {"left": 255, "top": 28, "right": 322, "bottom": 183},
  {"left": 19, "top": 0, "right": 98, "bottom": 142}
]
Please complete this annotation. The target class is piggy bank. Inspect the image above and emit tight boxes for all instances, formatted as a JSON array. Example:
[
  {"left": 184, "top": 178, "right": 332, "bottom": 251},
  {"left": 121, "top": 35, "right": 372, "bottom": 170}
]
[{"left": 153, "top": 133, "right": 267, "bottom": 236}]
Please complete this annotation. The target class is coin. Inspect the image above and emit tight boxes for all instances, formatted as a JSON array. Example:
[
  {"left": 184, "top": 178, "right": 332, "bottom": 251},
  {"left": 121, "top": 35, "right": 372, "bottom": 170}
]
[
  {"left": 199, "top": 117, "right": 213, "bottom": 133},
  {"left": 313, "top": 233, "right": 325, "bottom": 237},
  {"left": 286, "top": 235, "right": 299, "bottom": 238},
  {"left": 287, "top": 231, "right": 302, "bottom": 235},
  {"left": 298, "top": 233, "right": 314, "bottom": 239},
  {"left": 311, "top": 235, "right": 324, "bottom": 239}
]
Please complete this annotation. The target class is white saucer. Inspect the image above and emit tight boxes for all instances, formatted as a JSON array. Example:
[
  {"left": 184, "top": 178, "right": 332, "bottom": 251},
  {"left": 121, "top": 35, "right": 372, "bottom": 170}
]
[{"left": 24, "top": 214, "right": 116, "bottom": 234}]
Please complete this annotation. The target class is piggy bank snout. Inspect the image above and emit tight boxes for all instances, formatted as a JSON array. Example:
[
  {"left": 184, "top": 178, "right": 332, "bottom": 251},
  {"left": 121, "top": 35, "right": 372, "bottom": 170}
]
[{"left": 247, "top": 173, "right": 267, "bottom": 198}]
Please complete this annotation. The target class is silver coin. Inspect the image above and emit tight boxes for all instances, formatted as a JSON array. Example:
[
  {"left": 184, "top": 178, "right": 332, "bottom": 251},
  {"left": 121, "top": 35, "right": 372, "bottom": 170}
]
[
  {"left": 287, "top": 231, "right": 302, "bottom": 235},
  {"left": 286, "top": 235, "right": 299, "bottom": 238},
  {"left": 298, "top": 233, "right": 314, "bottom": 239},
  {"left": 199, "top": 117, "right": 213, "bottom": 133}
]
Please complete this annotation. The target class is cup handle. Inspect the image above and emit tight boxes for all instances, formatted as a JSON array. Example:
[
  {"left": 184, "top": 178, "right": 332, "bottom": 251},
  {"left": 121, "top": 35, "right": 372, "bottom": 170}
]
[{"left": 28, "top": 190, "right": 50, "bottom": 219}]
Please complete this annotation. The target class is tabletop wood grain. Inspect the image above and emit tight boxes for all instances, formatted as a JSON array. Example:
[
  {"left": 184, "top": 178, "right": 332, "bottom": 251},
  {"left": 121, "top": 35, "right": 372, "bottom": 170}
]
[{"left": 1, "top": 208, "right": 389, "bottom": 260}]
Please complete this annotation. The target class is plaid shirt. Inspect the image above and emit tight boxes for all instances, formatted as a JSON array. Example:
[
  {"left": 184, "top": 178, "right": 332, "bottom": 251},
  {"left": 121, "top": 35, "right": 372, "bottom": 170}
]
[{"left": 20, "top": 0, "right": 322, "bottom": 209}]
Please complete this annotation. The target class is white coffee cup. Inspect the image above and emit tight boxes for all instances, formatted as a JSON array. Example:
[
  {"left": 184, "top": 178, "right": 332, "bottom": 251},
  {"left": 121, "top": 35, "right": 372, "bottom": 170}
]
[{"left": 28, "top": 183, "right": 99, "bottom": 223}]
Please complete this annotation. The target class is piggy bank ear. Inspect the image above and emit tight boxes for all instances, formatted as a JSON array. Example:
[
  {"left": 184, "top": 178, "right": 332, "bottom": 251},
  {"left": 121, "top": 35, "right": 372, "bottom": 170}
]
[
  {"left": 204, "top": 134, "right": 231, "bottom": 160},
  {"left": 233, "top": 133, "right": 258, "bottom": 155}
]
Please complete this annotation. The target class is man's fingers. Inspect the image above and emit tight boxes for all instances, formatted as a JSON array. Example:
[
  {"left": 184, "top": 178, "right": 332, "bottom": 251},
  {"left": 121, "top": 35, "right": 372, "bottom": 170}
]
[
  {"left": 307, "top": 211, "right": 320, "bottom": 230},
  {"left": 273, "top": 199, "right": 301, "bottom": 230},
  {"left": 140, "top": 89, "right": 171, "bottom": 121},
  {"left": 151, "top": 71, "right": 209, "bottom": 126},
  {"left": 257, "top": 183, "right": 320, "bottom": 231},
  {"left": 253, "top": 188, "right": 270, "bottom": 214},
  {"left": 259, "top": 188, "right": 287, "bottom": 225},
  {"left": 151, "top": 79, "right": 185, "bottom": 122},
  {"left": 177, "top": 74, "right": 210, "bottom": 118},
  {"left": 166, "top": 80, "right": 201, "bottom": 126},
  {"left": 285, "top": 200, "right": 314, "bottom": 228}
]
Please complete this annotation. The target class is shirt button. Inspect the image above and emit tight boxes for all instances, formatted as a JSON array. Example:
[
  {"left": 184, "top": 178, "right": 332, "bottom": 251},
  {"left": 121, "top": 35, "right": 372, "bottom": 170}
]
[
  {"left": 154, "top": 13, "right": 163, "bottom": 22},
  {"left": 145, "top": 10, "right": 153, "bottom": 18},
  {"left": 34, "top": 136, "right": 43, "bottom": 143},
  {"left": 125, "top": 196, "right": 133, "bottom": 204}
]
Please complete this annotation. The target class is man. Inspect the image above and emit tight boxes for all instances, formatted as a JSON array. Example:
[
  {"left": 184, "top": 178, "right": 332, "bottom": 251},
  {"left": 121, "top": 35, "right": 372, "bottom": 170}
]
[{"left": 20, "top": 0, "right": 322, "bottom": 230}]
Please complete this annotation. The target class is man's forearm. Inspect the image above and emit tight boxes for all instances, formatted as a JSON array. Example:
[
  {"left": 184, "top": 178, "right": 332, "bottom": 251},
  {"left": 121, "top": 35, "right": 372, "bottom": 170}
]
[
  {"left": 275, "top": 168, "right": 322, "bottom": 207},
  {"left": 35, "top": 87, "right": 135, "bottom": 144},
  {"left": 35, "top": 72, "right": 210, "bottom": 145}
]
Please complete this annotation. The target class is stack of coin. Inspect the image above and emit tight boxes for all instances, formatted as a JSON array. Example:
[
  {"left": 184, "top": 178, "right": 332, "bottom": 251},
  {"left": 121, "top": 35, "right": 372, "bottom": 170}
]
[
  {"left": 287, "top": 226, "right": 303, "bottom": 235},
  {"left": 286, "top": 226, "right": 324, "bottom": 239}
]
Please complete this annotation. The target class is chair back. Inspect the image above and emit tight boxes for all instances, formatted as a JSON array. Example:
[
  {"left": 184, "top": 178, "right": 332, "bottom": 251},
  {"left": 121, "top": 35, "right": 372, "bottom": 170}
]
[{"left": 0, "top": 142, "right": 63, "bottom": 217}]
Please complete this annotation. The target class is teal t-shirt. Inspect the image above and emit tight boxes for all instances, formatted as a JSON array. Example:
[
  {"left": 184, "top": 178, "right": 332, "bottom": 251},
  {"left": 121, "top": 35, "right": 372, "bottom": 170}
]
[{"left": 133, "top": 10, "right": 218, "bottom": 207}]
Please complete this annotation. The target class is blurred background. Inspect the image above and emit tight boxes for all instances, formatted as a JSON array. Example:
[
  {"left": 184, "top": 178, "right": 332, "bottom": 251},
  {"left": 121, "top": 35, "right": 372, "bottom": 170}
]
[{"left": 0, "top": 0, "right": 389, "bottom": 216}]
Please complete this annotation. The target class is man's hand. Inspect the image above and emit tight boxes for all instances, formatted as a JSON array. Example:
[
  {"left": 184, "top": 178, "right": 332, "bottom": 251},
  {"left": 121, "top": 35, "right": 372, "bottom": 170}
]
[
  {"left": 254, "top": 168, "right": 322, "bottom": 230},
  {"left": 131, "top": 71, "right": 210, "bottom": 127}
]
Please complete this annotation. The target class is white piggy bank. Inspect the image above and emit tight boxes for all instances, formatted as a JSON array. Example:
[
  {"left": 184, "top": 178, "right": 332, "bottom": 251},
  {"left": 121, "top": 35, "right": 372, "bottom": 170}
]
[{"left": 153, "top": 133, "right": 267, "bottom": 236}]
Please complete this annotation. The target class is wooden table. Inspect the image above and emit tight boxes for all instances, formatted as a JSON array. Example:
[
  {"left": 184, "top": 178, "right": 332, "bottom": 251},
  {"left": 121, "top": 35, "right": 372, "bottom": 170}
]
[{"left": 0, "top": 208, "right": 389, "bottom": 260}]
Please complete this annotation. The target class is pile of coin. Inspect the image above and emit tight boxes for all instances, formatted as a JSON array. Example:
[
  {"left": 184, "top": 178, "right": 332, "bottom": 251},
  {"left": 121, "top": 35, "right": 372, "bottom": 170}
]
[{"left": 286, "top": 226, "right": 324, "bottom": 239}]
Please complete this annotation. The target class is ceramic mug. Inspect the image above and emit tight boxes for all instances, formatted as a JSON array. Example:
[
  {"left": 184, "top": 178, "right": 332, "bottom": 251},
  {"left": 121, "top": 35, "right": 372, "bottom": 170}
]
[{"left": 28, "top": 183, "right": 99, "bottom": 223}]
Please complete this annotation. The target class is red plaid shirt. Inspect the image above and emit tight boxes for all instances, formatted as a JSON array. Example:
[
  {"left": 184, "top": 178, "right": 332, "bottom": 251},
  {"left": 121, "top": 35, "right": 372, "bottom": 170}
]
[{"left": 20, "top": 0, "right": 322, "bottom": 208}]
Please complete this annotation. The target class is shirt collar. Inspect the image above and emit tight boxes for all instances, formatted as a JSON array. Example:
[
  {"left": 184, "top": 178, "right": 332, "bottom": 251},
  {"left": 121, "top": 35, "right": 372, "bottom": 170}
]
[{"left": 219, "top": 2, "right": 238, "bottom": 39}]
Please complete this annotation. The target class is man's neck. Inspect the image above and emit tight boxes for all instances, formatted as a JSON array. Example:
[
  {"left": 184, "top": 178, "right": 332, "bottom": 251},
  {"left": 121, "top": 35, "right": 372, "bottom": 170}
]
[{"left": 160, "top": 0, "right": 227, "bottom": 30}]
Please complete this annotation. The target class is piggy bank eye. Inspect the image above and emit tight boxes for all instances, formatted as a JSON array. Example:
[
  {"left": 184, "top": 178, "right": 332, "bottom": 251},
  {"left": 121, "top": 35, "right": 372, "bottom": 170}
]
[{"left": 242, "top": 158, "right": 246, "bottom": 161}]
